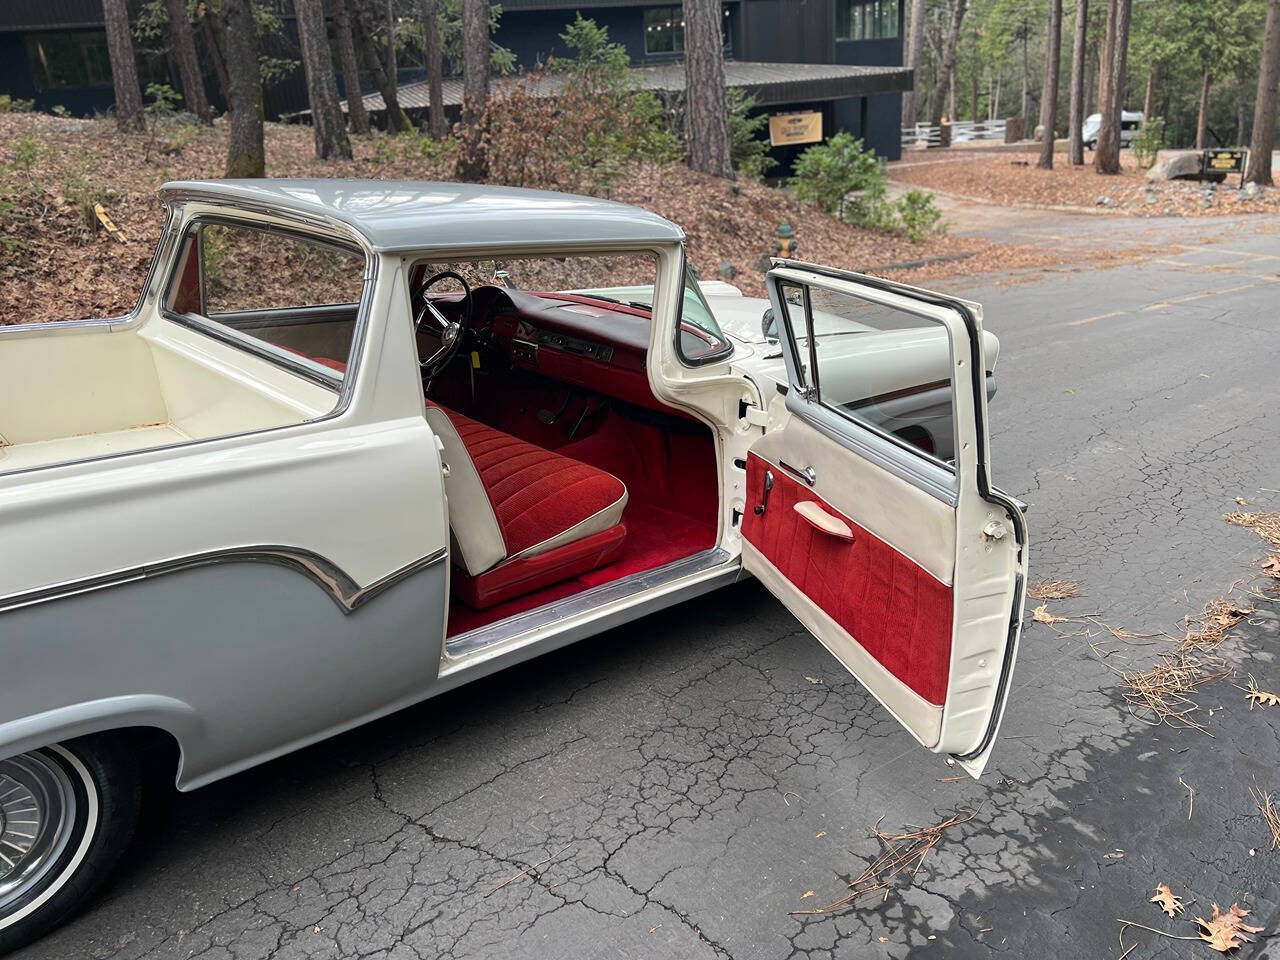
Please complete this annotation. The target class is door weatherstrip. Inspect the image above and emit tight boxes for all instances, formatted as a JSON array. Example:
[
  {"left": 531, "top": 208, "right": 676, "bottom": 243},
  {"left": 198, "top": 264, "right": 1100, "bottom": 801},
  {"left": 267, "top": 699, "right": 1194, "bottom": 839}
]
[{"left": 0, "top": 545, "right": 447, "bottom": 616}]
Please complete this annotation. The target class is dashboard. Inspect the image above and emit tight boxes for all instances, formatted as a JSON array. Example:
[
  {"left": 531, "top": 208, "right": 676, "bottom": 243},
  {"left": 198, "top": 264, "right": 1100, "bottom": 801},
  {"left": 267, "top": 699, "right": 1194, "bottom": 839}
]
[{"left": 429, "top": 284, "right": 670, "bottom": 412}]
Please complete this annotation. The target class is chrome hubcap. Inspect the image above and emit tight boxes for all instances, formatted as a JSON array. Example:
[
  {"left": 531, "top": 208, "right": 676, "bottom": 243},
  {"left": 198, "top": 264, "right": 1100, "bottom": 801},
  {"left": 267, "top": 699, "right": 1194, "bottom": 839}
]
[{"left": 0, "top": 752, "right": 77, "bottom": 916}]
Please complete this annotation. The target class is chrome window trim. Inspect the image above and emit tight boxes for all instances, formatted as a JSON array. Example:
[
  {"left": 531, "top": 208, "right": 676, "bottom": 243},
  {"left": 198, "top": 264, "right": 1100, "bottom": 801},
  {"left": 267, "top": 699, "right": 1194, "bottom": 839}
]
[
  {"left": 444, "top": 547, "right": 736, "bottom": 659},
  {"left": 0, "top": 545, "right": 447, "bottom": 616}
]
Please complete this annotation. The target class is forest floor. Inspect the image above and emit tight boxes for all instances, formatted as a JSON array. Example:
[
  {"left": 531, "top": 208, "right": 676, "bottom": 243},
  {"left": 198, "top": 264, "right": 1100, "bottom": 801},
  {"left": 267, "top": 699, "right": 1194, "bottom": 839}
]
[
  {"left": 890, "top": 147, "right": 1280, "bottom": 217},
  {"left": 0, "top": 112, "right": 1130, "bottom": 324}
]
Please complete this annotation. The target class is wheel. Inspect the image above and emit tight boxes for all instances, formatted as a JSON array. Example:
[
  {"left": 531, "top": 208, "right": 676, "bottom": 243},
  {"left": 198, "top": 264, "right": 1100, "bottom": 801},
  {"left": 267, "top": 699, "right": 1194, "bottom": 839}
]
[{"left": 0, "top": 736, "right": 140, "bottom": 955}]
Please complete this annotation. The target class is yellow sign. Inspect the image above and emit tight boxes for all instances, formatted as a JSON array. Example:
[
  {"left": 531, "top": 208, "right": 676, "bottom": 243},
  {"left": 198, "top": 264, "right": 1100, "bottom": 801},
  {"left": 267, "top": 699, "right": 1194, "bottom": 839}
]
[{"left": 769, "top": 111, "right": 823, "bottom": 147}]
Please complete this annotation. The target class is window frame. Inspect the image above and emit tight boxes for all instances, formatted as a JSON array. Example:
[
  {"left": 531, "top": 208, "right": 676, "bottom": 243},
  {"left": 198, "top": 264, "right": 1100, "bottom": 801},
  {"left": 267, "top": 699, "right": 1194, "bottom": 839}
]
[
  {"left": 772, "top": 276, "right": 961, "bottom": 502},
  {"left": 159, "top": 215, "right": 373, "bottom": 394},
  {"left": 674, "top": 254, "right": 734, "bottom": 367}
]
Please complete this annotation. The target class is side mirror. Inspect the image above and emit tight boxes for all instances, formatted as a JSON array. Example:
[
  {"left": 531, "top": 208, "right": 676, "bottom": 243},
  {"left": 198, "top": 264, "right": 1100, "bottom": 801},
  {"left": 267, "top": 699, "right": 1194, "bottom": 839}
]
[{"left": 761, "top": 308, "right": 778, "bottom": 343}]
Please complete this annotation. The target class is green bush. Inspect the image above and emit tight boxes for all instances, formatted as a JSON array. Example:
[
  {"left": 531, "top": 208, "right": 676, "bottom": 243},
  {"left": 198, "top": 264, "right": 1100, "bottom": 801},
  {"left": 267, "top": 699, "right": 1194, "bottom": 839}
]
[
  {"left": 1130, "top": 117, "right": 1166, "bottom": 169},
  {"left": 0, "top": 95, "right": 35, "bottom": 113},
  {"left": 727, "top": 89, "right": 776, "bottom": 181},
  {"left": 791, "top": 133, "right": 890, "bottom": 228},
  {"left": 894, "top": 189, "right": 945, "bottom": 241}
]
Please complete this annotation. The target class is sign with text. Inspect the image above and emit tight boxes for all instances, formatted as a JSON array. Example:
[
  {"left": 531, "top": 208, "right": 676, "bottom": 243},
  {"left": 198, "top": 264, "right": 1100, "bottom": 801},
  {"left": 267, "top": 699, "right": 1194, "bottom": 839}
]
[
  {"left": 1202, "top": 149, "right": 1246, "bottom": 174},
  {"left": 769, "top": 111, "right": 823, "bottom": 147}
]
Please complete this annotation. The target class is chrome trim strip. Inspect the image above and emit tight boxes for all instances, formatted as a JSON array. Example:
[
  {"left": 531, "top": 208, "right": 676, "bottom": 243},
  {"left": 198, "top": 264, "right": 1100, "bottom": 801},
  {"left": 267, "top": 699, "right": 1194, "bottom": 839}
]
[
  {"left": 444, "top": 547, "right": 735, "bottom": 658},
  {"left": 0, "top": 546, "right": 447, "bottom": 616}
]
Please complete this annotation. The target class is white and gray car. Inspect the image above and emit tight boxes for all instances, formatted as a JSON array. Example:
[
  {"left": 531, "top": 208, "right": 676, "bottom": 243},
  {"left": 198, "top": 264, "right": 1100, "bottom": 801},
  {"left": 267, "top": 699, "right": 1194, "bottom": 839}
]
[{"left": 0, "top": 180, "right": 1027, "bottom": 952}]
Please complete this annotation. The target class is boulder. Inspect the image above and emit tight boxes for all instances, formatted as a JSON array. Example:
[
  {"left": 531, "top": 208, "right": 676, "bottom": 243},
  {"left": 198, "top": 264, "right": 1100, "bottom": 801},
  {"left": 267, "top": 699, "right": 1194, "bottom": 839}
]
[{"left": 1147, "top": 149, "right": 1226, "bottom": 183}]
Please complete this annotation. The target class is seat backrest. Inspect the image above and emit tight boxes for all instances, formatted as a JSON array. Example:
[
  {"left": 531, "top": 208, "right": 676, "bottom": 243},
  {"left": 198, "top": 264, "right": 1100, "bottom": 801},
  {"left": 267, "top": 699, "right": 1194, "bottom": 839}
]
[{"left": 424, "top": 406, "right": 507, "bottom": 576}]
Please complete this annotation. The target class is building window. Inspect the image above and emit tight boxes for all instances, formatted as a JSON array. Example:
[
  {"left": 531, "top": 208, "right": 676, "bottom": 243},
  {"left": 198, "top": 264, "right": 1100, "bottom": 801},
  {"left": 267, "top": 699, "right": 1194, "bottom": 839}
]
[
  {"left": 643, "top": 4, "right": 731, "bottom": 55},
  {"left": 836, "top": 0, "right": 899, "bottom": 41},
  {"left": 26, "top": 31, "right": 113, "bottom": 90}
]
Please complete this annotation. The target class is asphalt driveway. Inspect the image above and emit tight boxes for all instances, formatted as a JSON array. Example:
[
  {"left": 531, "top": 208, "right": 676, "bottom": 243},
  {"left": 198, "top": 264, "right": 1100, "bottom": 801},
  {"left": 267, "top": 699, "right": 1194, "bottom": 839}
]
[{"left": 17, "top": 214, "right": 1280, "bottom": 960}]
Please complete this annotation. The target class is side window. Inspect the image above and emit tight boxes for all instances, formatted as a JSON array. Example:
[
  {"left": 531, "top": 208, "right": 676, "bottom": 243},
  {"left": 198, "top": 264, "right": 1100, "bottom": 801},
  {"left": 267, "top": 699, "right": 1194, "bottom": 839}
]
[
  {"left": 779, "top": 281, "right": 959, "bottom": 466},
  {"left": 166, "top": 221, "right": 366, "bottom": 378}
]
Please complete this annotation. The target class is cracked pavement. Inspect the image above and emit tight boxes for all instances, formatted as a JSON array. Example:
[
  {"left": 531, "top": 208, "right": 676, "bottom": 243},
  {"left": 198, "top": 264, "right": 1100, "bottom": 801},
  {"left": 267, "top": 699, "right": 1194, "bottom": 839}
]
[{"left": 17, "top": 213, "right": 1280, "bottom": 959}]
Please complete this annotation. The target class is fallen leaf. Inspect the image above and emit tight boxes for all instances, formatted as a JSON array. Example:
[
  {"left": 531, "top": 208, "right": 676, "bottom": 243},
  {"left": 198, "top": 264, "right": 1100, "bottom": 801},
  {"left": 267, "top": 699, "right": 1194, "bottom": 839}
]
[
  {"left": 1151, "top": 882, "right": 1185, "bottom": 918},
  {"left": 1234, "top": 497, "right": 1251, "bottom": 506},
  {"left": 804, "top": 676, "right": 824, "bottom": 685},
  {"left": 1032, "top": 604, "right": 1067, "bottom": 624},
  {"left": 800, "top": 890, "right": 815, "bottom": 900},
  {"left": 815, "top": 831, "right": 827, "bottom": 839},
  {"left": 1195, "top": 903, "right": 1263, "bottom": 953},
  {"left": 1262, "top": 556, "right": 1280, "bottom": 578},
  {"left": 878, "top": 936, "right": 889, "bottom": 943},
  {"left": 1244, "top": 676, "right": 1280, "bottom": 709}
]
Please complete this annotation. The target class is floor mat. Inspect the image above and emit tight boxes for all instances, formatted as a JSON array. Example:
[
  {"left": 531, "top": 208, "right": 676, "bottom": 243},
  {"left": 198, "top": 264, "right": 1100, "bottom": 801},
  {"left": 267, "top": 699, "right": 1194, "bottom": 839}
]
[{"left": 445, "top": 501, "right": 716, "bottom": 636}]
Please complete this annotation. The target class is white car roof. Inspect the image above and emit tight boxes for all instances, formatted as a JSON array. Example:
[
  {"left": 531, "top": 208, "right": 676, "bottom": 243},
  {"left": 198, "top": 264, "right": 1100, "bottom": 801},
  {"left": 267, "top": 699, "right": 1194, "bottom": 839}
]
[{"left": 159, "top": 179, "right": 685, "bottom": 253}]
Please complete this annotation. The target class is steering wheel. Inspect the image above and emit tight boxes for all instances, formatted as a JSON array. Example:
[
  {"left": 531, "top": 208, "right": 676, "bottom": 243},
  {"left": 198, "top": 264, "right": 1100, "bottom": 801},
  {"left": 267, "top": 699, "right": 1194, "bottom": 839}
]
[{"left": 414, "top": 270, "right": 473, "bottom": 381}]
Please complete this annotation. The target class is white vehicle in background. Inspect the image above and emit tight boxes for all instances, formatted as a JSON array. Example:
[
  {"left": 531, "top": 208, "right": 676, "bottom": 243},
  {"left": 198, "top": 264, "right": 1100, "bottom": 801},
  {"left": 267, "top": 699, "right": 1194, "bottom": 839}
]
[{"left": 1082, "top": 110, "right": 1145, "bottom": 149}]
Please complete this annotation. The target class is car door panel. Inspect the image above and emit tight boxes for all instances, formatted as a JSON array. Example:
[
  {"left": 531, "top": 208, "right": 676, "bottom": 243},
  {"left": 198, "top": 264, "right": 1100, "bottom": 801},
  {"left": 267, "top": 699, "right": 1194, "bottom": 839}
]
[{"left": 743, "top": 263, "right": 1027, "bottom": 778}]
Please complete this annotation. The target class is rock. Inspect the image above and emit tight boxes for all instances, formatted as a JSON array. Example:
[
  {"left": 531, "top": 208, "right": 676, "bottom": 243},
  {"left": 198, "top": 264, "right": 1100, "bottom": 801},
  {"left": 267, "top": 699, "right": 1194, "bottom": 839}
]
[
  {"left": 754, "top": 254, "right": 773, "bottom": 274},
  {"left": 716, "top": 260, "right": 737, "bottom": 281},
  {"left": 1147, "top": 149, "right": 1226, "bottom": 183},
  {"left": 1145, "top": 194, "right": 1159, "bottom": 205},
  {"left": 1243, "top": 181, "right": 1261, "bottom": 199},
  {"left": 1096, "top": 195, "right": 1113, "bottom": 207}
]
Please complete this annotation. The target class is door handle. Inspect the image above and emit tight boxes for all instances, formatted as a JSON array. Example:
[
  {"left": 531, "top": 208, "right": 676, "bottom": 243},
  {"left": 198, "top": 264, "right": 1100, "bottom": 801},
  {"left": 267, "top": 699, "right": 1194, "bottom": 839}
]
[
  {"left": 780, "top": 460, "right": 816, "bottom": 486},
  {"left": 754, "top": 469, "right": 775, "bottom": 515},
  {"left": 794, "top": 501, "right": 855, "bottom": 542}
]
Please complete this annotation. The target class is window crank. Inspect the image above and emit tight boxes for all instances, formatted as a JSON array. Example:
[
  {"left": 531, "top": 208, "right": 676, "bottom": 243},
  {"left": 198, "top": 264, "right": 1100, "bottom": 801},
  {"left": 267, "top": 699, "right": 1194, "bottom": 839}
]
[{"left": 754, "top": 469, "right": 775, "bottom": 515}]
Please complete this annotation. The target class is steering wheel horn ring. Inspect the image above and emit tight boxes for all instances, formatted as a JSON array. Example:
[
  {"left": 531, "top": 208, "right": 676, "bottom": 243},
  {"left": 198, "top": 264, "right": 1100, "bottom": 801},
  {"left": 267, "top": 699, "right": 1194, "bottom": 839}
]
[{"left": 414, "top": 270, "right": 473, "bottom": 380}]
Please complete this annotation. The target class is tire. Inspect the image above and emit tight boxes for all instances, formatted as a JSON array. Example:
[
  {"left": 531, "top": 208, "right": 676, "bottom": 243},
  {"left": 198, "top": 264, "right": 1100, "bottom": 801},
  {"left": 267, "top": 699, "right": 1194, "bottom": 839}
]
[{"left": 0, "top": 736, "right": 141, "bottom": 955}]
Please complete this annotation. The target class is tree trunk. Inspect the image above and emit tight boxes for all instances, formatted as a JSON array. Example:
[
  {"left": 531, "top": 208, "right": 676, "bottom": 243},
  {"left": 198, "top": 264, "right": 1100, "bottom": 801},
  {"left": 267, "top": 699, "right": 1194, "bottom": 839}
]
[
  {"left": 684, "top": 0, "right": 735, "bottom": 177},
  {"left": 220, "top": 0, "right": 264, "bottom": 177},
  {"left": 102, "top": 0, "right": 144, "bottom": 131},
  {"left": 201, "top": 2, "right": 232, "bottom": 108},
  {"left": 296, "top": 0, "right": 352, "bottom": 159},
  {"left": 1236, "top": 81, "right": 1248, "bottom": 146},
  {"left": 1038, "top": 0, "right": 1064, "bottom": 168},
  {"left": 352, "top": 0, "right": 411, "bottom": 132},
  {"left": 1195, "top": 68, "right": 1212, "bottom": 149},
  {"left": 902, "top": 0, "right": 927, "bottom": 126},
  {"left": 971, "top": 61, "right": 980, "bottom": 121},
  {"left": 334, "top": 0, "right": 370, "bottom": 134},
  {"left": 1067, "top": 0, "right": 1088, "bottom": 164},
  {"left": 1142, "top": 61, "right": 1160, "bottom": 121},
  {"left": 1246, "top": 0, "right": 1280, "bottom": 185},
  {"left": 947, "top": 66, "right": 956, "bottom": 121},
  {"left": 420, "top": 0, "right": 447, "bottom": 139},
  {"left": 1020, "top": 26, "right": 1030, "bottom": 122},
  {"left": 164, "top": 0, "right": 212, "bottom": 123},
  {"left": 456, "top": 0, "right": 491, "bottom": 181},
  {"left": 1094, "top": 0, "right": 1131, "bottom": 174},
  {"left": 934, "top": 0, "right": 968, "bottom": 124}
]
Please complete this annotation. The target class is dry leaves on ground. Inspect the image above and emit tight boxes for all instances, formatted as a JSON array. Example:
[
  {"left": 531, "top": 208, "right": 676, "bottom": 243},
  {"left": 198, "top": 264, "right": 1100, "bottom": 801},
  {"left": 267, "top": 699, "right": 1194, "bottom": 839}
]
[
  {"left": 1151, "top": 883, "right": 1186, "bottom": 918},
  {"left": 1026, "top": 579, "right": 1084, "bottom": 601},
  {"left": 1225, "top": 511, "right": 1280, "bottom": 549},
  {"left": 791, "top": 810, "right": 975, "bottom": 915},
  {"left": 1195, "top": 903, "right": 1263, "bottom": 953},
  {"left": 1243, "top": 675, "right": 1280, "bottom": 709},
  {"left": 1031, "top": 604, "right": 1068, "bottom": 625},
  {"left": 1262, "top": 556, "right": 1280, "bottom": 579}
]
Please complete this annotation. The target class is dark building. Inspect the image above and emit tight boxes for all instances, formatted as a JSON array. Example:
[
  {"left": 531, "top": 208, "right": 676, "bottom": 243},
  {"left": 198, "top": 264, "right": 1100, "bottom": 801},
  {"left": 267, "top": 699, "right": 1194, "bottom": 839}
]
[{"left": 0, "top": 0, "right": 909, "bottom": 161}]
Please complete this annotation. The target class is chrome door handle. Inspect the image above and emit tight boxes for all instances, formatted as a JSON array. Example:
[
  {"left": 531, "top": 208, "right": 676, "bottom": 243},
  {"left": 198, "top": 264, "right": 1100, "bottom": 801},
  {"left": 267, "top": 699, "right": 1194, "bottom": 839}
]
[
  {"left": 754, "top": 469, "right": 775, "bottom": 515},
  {"left": 780, "top": 460, "right": 816, "bottom": 486}
]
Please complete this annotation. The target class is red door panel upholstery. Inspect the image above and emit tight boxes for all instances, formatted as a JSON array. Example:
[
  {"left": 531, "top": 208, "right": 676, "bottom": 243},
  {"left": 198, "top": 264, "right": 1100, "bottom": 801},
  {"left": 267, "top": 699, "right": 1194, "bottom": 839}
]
[{"left": 740, "top": 453, "right": 953, "bottom": 706}]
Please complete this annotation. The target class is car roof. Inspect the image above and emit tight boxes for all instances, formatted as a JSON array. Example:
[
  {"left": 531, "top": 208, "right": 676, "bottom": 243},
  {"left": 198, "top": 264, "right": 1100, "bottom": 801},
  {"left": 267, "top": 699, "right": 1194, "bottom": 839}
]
[{"left": 158, "top": 179, "right": 685, "bottom": 254}]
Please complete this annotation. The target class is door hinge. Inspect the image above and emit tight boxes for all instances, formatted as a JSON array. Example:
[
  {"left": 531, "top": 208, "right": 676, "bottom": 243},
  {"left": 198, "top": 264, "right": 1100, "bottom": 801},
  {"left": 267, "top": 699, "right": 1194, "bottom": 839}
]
[{"left": 434, "top": 434, "right": 451, "bottom": 477}]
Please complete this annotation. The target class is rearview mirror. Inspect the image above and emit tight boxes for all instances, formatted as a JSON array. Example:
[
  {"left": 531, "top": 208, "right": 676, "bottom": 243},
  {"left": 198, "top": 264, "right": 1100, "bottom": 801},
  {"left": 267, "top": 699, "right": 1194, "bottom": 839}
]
[{"left": 761, "top": 308, "right": 778, "bottom": 343}]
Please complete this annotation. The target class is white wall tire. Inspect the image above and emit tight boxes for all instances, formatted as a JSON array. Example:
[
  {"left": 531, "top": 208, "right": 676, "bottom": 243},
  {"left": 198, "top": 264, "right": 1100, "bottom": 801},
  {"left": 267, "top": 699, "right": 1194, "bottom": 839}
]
[{"left": 0, "top": 737, "right": 140, "bottom": 955}]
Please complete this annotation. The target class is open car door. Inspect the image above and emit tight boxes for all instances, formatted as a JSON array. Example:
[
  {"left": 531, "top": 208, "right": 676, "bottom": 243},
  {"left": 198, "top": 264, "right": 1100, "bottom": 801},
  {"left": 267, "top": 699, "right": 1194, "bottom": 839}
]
[{"left": 742, "top": 261, "right": 1027, "bottom": 777}]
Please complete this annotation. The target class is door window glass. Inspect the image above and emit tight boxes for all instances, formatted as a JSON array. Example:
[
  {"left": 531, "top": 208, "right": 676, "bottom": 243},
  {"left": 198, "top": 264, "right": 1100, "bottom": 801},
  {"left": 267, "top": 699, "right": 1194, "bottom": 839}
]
[{"left": 780, "top": 281, "right": 961, "bottom": 466}]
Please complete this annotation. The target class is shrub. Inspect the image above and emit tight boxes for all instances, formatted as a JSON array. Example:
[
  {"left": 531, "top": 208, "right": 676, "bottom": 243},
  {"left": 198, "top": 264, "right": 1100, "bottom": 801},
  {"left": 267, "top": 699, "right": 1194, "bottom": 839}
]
[
  {"left": 727, "top": 88, "right": 776, "bottom": 181},
  {"left": 0, "top": 95, "right": 35, "bottom": 113},
  {"left": 1131, "top": 117, "right": 1166, "bottom": 170},
  {"left": 372, "top": 130, "right": 458, "bottom": 169},
  {"left": 791, "top": 133, "right": 889, "bottom": 228},
  {"left": 479, "top": 16, "right": 680, "bottom": 195},
  {"left": 894, "top": 188, "right": 945, "bottom": 241}
]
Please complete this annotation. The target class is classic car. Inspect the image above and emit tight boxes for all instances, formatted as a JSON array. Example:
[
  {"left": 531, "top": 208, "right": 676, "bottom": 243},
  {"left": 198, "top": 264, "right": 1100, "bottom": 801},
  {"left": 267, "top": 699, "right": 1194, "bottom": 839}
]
[{"left": 0, "top": 180, "right": 1027, "bottom": 952}]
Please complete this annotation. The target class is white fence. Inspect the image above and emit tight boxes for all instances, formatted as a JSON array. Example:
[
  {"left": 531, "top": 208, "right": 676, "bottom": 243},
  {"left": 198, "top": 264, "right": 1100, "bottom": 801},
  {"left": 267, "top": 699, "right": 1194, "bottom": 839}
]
[{"left": 901, "top": 120, "right": 1008, "bottom": 149}]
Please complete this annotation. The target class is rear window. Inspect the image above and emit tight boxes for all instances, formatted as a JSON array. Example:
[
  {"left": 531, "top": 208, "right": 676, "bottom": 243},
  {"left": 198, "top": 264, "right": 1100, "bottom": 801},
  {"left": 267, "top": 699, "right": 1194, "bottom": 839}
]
[{"left": 165, "top": 220, "right": 366, "bottom": 379}]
